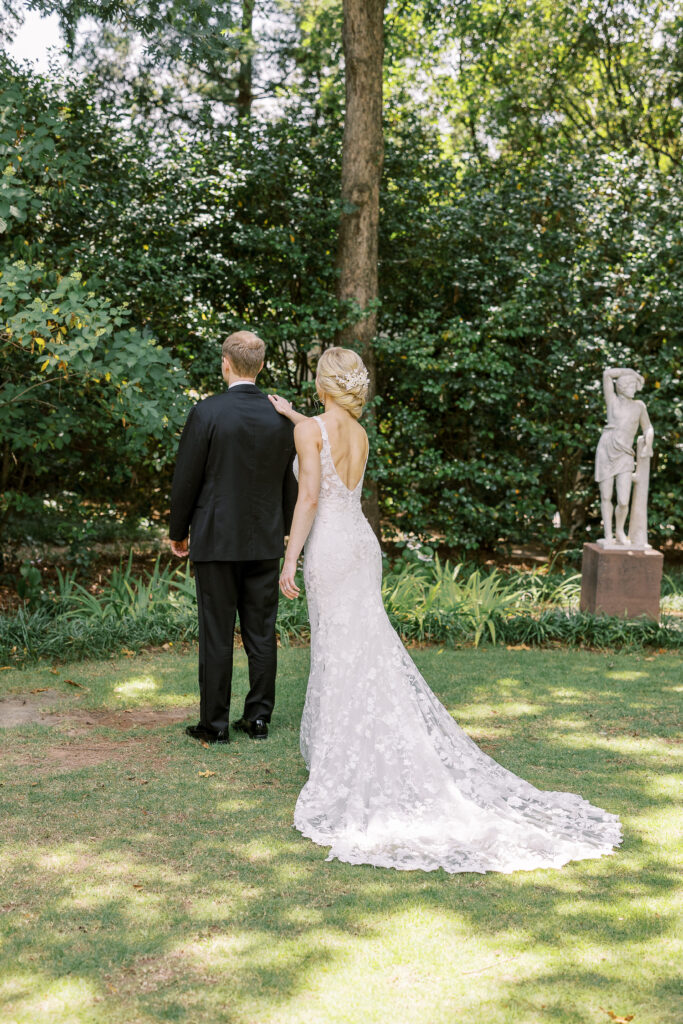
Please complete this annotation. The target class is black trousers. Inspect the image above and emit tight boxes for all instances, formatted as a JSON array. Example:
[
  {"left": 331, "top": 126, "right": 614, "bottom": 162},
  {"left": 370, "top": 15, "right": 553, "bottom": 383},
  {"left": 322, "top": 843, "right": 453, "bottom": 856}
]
[{"left": 193, "top": 559, "right": 280, "bottom": 731}]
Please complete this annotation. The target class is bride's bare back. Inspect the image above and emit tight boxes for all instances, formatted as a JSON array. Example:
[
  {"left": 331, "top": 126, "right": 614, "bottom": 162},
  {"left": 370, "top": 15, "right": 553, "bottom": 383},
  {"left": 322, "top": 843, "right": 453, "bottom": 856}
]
[{"left": 317, "top": 410, "right": 368, "bottom": 491}]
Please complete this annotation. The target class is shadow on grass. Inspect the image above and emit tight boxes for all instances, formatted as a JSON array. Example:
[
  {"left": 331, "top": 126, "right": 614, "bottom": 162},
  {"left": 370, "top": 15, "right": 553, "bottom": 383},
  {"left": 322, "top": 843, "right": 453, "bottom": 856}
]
[
  {"left": 0, "top": 798, "right": 678, "bottom": 1022},
  {"left": 0, "top": 647, "right": 680, "bottom": 1023}
]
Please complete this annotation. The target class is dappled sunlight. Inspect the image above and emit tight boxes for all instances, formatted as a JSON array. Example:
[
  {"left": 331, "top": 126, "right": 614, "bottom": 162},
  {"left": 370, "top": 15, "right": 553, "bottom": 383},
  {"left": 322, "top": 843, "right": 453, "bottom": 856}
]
[
  {"left": 283, "top": 904, "right": 324, "bottom": 928},
  {"left": 491, "top": 675, "right": 526, "bottom": 688},
  {"left": 460, "top": 699, "right": 546, "bottom": 722},
  {"left": 18, "top": 841, "right": 203, "bottom": 913},
  {"left": 580, "top": 734, "right": 677, "bottom": 756},
  {"left": 235, "top": 932, "right": 336, "bottom": 1009},
  {"left": 1, "top": 816, "right": 679, "bottom": 1023},
  {"left": 3, "top": 975, "right": 101, "bottom": 1020},
  {"left": 114, "top": 676, "right": 158, "bottom": 697},
  {"left": 217, "top": 796, "right": 266, "bottom": 814},
  {"left": 105, "top": 669, "right": 198, "bottom": 709},
  {"left": 543, "top": 718, "right": 591, "bottom": 733},
  {"left": 180, "top": 933, "right": 245, "bottom": 963},
  {"left": 238, "top": 842, "right": 278, "bottom": 866},
  {"left": 37, "top": 848, "right": 99, "bottom": 873},
  {"left": 625, "top": 773, "right": 681, "bottom": 800},
  {"left": 0, "top": 973, "right": 34, "bottom": 1003},
  {"left": 0, "top": 648, "right": 680, "bottom": 1023},
  {"left": 552, "top": 687, "right": 602, "bottom": 700},
  {"left": 606, "top": 670, "right": 650, "bottom": 681}
]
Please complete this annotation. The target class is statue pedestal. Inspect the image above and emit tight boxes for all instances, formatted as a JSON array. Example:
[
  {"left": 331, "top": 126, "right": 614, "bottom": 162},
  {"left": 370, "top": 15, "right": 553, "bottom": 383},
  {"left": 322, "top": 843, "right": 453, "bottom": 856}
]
[{"left": 580, "top": 542, "right": 663, "bottom": 621}]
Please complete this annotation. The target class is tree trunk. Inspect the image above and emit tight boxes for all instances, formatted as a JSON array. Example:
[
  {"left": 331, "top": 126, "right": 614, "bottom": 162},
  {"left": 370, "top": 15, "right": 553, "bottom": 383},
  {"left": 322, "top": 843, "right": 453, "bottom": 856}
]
[
  {"left": 335, "top": 0, "right": 384, "bottom": 540},
  {"left": 236, "top": 0, "right": 255, "bottom": 117}
]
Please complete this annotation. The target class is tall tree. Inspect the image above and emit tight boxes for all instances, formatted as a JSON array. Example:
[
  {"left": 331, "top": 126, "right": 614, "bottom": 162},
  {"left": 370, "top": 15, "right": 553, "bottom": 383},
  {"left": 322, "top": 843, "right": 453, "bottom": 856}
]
[
  {"left": 236, "top": 0, "right": 255, "bottom": 116},
  {"left": 335, "top": 0, "right": 384, "bottom": 537}
]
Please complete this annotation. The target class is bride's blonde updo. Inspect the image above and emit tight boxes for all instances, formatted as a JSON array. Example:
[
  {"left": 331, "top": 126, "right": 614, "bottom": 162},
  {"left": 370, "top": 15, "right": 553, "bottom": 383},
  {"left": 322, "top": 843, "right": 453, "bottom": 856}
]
[{"left": 316, "top": 347, "right": 370, "bottom": 420}]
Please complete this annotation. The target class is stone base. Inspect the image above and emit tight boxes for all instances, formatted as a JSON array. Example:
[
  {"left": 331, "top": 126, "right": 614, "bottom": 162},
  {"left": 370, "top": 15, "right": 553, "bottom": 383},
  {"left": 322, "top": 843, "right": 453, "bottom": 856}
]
[
  {"left": 580, "top": 542, "right": 663, "bottom": 621},
  {"left": 595, "top": 537, "right": 651, "bottom": 551}
]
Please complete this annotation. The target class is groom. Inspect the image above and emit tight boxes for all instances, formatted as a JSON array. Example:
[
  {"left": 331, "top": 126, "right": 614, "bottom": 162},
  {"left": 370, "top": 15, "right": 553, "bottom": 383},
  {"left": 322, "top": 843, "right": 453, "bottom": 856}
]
[{"left": 169, "top": 330, "right": 298, "bottom": 743}]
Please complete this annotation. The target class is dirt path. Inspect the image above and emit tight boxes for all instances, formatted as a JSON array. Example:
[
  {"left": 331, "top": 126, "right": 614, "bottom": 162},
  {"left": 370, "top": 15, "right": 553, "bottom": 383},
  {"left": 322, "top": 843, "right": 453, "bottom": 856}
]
[
  {"left": 0, "top": 690, "right": 66, "bottom": 727},
  {"left": 0, "top": 690, "right": 190, "bottom": 730},
  {"left": 0, "top": 690, "right": 192, "bottom": 772}
]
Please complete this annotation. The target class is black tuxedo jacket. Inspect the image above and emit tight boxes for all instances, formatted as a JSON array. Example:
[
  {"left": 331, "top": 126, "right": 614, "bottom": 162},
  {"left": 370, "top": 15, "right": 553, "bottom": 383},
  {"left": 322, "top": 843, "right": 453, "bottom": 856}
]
[{"left": 169, "top": 384, "right": 298, "bottom": 561}]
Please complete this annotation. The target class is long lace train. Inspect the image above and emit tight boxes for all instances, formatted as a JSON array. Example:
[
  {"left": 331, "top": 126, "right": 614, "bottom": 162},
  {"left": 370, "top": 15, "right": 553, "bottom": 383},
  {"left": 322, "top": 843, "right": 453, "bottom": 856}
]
[{"left": 293, "top": 417, "right": 621, "bottom": 873}]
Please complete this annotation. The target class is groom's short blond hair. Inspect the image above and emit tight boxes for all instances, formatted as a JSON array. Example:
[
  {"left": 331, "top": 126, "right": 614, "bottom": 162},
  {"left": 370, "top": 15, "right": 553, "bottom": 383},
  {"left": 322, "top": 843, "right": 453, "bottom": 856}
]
[{"left": 222, "top": 331, "right": 265, "bottom": 378}]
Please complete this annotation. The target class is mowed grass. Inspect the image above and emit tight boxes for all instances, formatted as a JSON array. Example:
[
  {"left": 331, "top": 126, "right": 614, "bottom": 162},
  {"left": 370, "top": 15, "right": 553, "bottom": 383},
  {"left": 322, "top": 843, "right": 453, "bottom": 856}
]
[{"left": 0, "top": 646, "right": 681, "bottom": 1024}]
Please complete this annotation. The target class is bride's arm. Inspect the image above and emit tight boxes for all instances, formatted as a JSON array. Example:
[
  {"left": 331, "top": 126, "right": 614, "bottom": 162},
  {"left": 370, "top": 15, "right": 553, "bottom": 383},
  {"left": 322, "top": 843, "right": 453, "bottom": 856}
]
[
  {"left": 280, "top": 420, "right": 321, "bottom": 599},
  {"left": 268, "top": 393, "right": 308, "bottom": 425}
]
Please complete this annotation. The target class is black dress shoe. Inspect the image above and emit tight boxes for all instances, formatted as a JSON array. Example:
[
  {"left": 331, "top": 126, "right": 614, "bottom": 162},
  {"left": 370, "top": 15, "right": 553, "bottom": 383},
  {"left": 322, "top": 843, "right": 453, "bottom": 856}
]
[
  {"left": 185, "top": 723, "right": 230, "bottom": 744},
  {"left": 232, "top": 717, "right": 269, "bottom": 740}
]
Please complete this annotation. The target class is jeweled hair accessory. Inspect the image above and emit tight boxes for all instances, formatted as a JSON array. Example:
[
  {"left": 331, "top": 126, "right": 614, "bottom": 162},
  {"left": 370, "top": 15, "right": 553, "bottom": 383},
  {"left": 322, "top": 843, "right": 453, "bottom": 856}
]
[{"left": 333, "top": 368, "right": 370, "bottom": 392}]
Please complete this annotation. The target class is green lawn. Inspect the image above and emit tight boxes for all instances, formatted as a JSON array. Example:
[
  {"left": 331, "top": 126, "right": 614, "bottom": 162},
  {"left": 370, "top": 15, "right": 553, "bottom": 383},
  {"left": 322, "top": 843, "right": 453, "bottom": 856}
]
[{"left": 0, "top": 646, "right": 680, "bottom": 1024}]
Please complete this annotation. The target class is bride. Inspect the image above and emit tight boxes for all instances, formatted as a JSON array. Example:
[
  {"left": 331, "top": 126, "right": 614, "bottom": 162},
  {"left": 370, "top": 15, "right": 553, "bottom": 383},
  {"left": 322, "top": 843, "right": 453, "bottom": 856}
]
[{"left": 269, "top": 347, "right": 621, "bottom": 874}]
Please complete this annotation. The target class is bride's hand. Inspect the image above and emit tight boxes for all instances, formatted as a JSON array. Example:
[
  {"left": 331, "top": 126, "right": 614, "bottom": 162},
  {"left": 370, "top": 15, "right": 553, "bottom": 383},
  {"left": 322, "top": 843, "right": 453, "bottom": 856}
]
[
  {"left": 269, "top": 393, "right": 294, "bottom": 418},
  {"left": 279, "top": 559, "right": 300, "bottom": 599}
]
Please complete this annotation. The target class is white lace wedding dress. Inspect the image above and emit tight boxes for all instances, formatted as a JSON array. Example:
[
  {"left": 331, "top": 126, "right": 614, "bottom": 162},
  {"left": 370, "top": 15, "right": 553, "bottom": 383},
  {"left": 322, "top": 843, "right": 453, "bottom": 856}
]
[{"left": 292, "top": 417, "right": 622, "bottom": 873}]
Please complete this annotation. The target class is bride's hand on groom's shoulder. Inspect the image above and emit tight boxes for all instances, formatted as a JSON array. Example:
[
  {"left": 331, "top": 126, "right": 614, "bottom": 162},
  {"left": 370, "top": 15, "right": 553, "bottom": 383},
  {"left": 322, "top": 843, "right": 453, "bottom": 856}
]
[
  {"left": 269, "top": 393, "right": 294, "bottom": 417},
  {"left": 269, "top": 394, "right": 308, "bottom": 426}
]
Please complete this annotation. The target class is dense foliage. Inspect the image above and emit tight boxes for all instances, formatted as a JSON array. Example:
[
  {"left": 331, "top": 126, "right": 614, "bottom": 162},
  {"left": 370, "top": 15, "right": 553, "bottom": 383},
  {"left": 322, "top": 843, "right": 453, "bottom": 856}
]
[
  {"left": 376, "top": 139, "right": 683, "bottom": 551},
  {"left": 0, "top": 61, "right": 190, "bottom": 538},
  {"left": 1, "top": 1, "right": 682, "bottom": 560},
  {"left": 2, "top": 555, "right": 681, "bottom": 664}
]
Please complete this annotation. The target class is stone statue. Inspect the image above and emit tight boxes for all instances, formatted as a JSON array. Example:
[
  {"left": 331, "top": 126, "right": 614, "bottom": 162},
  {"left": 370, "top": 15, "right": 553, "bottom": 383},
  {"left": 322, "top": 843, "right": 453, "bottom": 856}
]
[{"left": 595, "top": 367, "right": 654, "bottom": 549}]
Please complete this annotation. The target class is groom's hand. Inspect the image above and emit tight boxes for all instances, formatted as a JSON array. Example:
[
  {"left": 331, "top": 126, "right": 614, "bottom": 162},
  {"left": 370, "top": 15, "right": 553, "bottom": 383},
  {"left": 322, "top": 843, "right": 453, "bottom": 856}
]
[{"left": 170, "top": 537, "right": 189, "bottom": 558}]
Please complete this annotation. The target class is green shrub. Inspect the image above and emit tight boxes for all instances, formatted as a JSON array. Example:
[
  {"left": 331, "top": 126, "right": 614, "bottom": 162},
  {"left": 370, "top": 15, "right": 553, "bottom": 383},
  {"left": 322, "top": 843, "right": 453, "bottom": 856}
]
[
  {"left": 4, "top": 56, "right": 680, "bottom": 556},
  {"left": 0, "top": 557, "right": 680, "bottom": 666}
]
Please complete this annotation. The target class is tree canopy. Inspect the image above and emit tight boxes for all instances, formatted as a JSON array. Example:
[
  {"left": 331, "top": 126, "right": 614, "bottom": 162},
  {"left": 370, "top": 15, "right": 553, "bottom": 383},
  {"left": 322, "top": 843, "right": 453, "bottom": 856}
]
[{"left": 1, "top": 1, "right": 681, "bottom": 554}]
